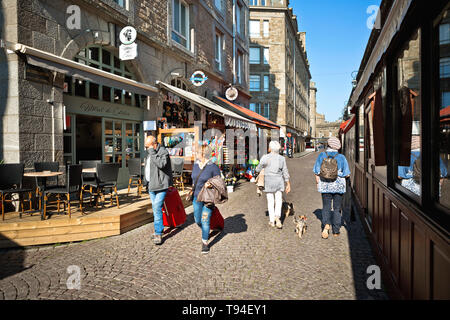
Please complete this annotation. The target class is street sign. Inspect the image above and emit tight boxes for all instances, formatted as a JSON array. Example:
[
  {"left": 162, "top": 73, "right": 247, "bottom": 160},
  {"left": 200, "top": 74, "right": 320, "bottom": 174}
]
[{"left": 119, "top": 43, "right": 138, "bottom": 61}]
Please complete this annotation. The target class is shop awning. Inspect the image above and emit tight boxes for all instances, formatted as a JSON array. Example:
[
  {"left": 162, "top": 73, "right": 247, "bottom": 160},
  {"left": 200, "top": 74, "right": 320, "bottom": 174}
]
[
  {"left": 441, "top": 106, "right": 450, "bottom": 123},
  {"left": 213, "top": 96, "right": 280, "bottom": 130},
  {"left": 340, "top": 115, "right": 356, "bottom": 134},
  {"left": 156, "top": 81, "right": 256, "bottom": 130},
  {"left": 12, "top": 43, "right": 158, "bottom": 97}
]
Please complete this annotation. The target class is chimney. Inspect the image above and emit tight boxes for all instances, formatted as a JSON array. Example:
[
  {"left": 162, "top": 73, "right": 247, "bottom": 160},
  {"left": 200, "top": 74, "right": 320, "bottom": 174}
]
[{"left": 298, "top": 32, "right": 306, "bottom": 52}]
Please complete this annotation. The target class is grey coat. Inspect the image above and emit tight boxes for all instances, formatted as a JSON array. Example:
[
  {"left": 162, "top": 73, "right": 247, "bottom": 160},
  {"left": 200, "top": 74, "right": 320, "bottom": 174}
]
[
  {"left": 144, "top": 144, "right": 173, "bottom": 192},
  {"left": 256, "top": 153, "right": 290, "bottom": 193}
]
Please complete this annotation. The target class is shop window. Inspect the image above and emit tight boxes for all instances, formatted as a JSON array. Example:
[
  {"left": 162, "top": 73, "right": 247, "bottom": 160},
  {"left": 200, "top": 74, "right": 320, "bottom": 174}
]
[
  {"left": 250, "top": 20, "right": 260, "bottom": 38},
  {"left": 358, "top": 104, "right": 364, "bottom": 165},
  {"left": 370, "top": 68, "right": 388, "bottom": 184},
  {"left": 172, "top": 0, "right": 190, "bottom": 50},
  {"left": 264, "top": 75, "right": 269, "bottom": 92},
  {"left": 236, "top": 51, "right": 243, "bottom": 84},
  {"left": 250, "top": 47, "right": 260, "bottom": 64},
  {"left": 263, "top": 48, "right": 270, "bottom": 64},
  {"left": 89, "top": 82, "right": 99, "bottom": 100},
  {"left": 394, "top": 28, "right": 422, "bottom": 199},
  {"left": 70, "top": 45, "right": 142, "bottom": 107},
  {"left": 250, "top": 75, "right": 261, "bottom": 91},
  {"left": 74, "top": 79, "right": 86, "bottom": 97},
  {"left": 263, "top": 20, "right": 269, "bottom": 37},
  {"left": 236, "top": 3, "right": 242, "bottom": 35},
  {"left": 215, "top": 32, "right": 223, "bottom": 71},
  {"left": 103, "top": 86, "right": 112, "bottom": 102},
  {"left": 437, "top": 10, "right": 450, "bottom": 210}
]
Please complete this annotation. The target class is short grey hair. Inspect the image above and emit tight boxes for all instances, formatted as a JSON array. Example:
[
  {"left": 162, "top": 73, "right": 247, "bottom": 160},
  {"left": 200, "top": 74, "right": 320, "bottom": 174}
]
[{"left": 269, "top": 140, "right": 281, "bottom": 153}]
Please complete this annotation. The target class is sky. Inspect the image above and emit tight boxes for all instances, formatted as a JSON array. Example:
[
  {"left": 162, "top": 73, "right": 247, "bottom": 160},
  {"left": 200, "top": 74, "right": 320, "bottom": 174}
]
[{"left": 290, "top": 0, "right": 382, "bottom": 122}]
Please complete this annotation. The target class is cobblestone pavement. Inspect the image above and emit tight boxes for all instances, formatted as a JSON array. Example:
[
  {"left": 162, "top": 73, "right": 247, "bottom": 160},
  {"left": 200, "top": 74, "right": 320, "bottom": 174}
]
[{"left": 0, "top": 153, "right": 388, "bottom": 300}]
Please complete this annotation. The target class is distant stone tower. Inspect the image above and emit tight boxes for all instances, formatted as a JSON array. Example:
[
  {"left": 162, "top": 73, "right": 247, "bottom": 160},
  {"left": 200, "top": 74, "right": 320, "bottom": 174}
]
[{"left": 309, "top": 81, "right": 317, "bottom": 138}]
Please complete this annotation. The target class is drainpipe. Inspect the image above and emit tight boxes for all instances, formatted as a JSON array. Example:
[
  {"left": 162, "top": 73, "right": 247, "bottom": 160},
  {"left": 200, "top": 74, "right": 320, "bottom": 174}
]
[{"left": 232, "top": 0, "right": 236, "bottom": 85}]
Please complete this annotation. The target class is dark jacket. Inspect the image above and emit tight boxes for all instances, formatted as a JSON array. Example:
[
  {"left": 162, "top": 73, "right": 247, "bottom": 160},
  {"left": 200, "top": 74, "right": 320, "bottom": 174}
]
[
  {"left": 191, "top": 161, "right": 221, "bottom": 198},
  {"left": 145, "top": 144, "right": 173, "bottom": 192},
  {"left": 197, "top": 175, "right": 228, "bottom": 207}
]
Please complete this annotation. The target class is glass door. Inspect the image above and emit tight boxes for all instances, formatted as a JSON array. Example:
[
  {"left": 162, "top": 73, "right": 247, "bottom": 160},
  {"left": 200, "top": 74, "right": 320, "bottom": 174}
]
[
  {"left": 63, "top": 114, "right": 76, "bottom": 166},
  {"left": 103, "top": 118, "right": 143, "bottom": 168}
]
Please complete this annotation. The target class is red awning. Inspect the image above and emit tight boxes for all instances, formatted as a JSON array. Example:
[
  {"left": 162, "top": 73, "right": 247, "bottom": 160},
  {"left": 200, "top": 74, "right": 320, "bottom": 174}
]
[
  {"left": 441, "top": 106, "right": 450, "bottom": 118},
  {"left": 341, "top": 115, "right": 356, "bottom": 134},
  {"left": 214, "top": 96, "right": 280, "bottom": 130}
]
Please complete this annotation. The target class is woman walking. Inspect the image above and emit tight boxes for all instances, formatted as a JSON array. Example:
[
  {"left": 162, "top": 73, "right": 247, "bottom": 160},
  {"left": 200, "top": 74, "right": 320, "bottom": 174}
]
[
  {"left": 313, "top": 137, "right": 350, "bottom": 239},
  {"left": 256, "top": 141, "right": 291, "bottom": 229},
  {"left": 191, "top": 144, "right": 221, "bottom": 254}
]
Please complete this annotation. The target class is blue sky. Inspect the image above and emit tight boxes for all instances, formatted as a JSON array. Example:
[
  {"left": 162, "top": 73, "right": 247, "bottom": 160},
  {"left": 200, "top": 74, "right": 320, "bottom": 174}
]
[{"left": 290, "top": 0, "right": 382, "bottom": 122}]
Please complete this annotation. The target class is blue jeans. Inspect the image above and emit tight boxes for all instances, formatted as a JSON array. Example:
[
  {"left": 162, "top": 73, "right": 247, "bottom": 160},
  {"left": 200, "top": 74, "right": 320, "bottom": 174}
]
[
  {"left": 149, "top": 190, "right": 167, "bottom": 236},
  {"left": 321, "top": 193, "right": 343, "bottom": 234},
  {"left": 193, "top": 196, "right": 213, "bottom": 241}
]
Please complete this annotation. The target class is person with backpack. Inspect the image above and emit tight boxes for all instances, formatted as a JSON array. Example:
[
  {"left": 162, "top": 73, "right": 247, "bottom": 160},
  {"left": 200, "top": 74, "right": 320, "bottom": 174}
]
[
  {"left": 313, "top": 136, "right": 350, "bottom": 239},
  {"left": 256, "top": 140, "right": 291, "bottom": 229}
]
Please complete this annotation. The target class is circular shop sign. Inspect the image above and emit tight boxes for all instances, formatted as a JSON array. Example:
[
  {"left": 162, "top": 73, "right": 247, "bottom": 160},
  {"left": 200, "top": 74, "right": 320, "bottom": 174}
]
[
  {"left": 119, "top": 26, "right": 137, "bottom": 45},
  {"left": 225, "top": 86, "right": 238, "bottom": 101},
  {"left": 190, "top": 71, "right": 208, "bottom": 87}
]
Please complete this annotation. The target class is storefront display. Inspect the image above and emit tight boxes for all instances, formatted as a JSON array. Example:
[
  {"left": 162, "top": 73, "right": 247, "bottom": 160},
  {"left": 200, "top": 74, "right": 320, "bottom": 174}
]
[{"left": 157, "top": 127, "right": 199, "bottom": 162}]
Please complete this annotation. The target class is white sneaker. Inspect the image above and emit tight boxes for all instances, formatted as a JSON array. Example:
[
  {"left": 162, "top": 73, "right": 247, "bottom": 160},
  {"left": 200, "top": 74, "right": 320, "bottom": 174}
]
[
  {"left": 268, "top": 221, "right": 275, "bottom": 227},
  {"left": 275, "top": 217, "right": 283, "bottom": 229}
]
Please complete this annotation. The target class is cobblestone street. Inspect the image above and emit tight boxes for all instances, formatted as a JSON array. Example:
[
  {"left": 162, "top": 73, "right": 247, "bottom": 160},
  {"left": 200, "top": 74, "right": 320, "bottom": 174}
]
[{"left": 0, "top": 153, "right": 388, "bottom": 300}]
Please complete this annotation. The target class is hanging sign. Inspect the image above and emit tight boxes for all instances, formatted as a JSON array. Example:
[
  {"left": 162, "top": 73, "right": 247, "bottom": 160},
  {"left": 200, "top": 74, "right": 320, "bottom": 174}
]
[
  {"left": 225, "top": 86, "right": 238, "bottom": 101},
  {"left": 190, "top": 71, "right": 208, "bottom": 87},
  {"left": 119, "top": 26, "right": 138, "bottom": 61},
  {"left": 119, "top": 26, "right": 137, "bottom": 45}
]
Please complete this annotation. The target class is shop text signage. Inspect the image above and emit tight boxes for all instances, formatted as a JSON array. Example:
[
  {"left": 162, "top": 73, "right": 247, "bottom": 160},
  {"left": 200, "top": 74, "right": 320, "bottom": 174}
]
[
  {"left": 79, "top": 102, "right": 131, "bottom": 117},
  {"left": 65, "top": 96, "right": 143, "bottom": 121}
]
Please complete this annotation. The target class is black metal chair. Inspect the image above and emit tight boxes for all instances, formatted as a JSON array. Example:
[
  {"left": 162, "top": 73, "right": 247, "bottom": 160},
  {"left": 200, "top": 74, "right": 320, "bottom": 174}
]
[
  {"left": 85, "top": 163, "right": 120, "bottom": 209},
  {"left": 171, "top": 157, "right": 185, "bottom": 191},
  {"left": 80, "top": 160, "right": 101, "bottom": 203},
  {"left": 127, "top": 158, "right": 143, "bottom": 196},
  {"left": 0, "top": 163, "right": 33, "bottom": 220},
  {"left": 43, "top": 164, "right": 83, "bottom": 219},
  {"left": 34, "top": 161, "right": 60, "bottom": 210}
]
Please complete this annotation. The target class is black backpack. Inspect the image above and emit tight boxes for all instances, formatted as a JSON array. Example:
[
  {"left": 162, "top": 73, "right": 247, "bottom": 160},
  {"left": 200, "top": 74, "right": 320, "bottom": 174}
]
[{"left": 319, "top": 152, "right": 339, "bottom": 181}]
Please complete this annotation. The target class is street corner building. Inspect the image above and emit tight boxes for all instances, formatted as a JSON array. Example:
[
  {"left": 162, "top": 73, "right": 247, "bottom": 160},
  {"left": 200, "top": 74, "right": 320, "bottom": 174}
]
[
  {"left": 248, "top": 0, "right": 312, "bottom": 154},
  {"left": 0, "top": 0, "right": 261, "bottom": 187}
]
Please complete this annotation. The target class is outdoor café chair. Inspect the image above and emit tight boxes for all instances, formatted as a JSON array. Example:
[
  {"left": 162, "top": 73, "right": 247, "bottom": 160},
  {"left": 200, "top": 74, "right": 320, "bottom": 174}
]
[
  {"left": 85, "top": 163, "right": 120, "bottom": 209},
  {"left": 42, "top": 164, "right": 83, "bottom": 219},
  {"left": 127, "top": 158, "right": 143, "bottom": 196},
  {"left": 0, "top": 163, "right": 33, "bottom": 220},
  {"left": 171, "top": 157, "right": 185, "bottom": 191},
  {"left": 80, "top": 160, "right": 101, "bottom": 203}
]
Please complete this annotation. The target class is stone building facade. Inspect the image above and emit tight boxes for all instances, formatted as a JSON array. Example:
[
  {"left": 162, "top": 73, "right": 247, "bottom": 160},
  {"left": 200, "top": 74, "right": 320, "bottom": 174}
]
[
  {"left": 248, "top": 0, "right": 311, "bottom": 152},
  {"left": 315, "top": 112, "right": 341, "bottom": 140},
  {"left": 309, "top": 80, "right": 317, "bottom": 139},
  {"left": 0, "top": 0, "right": 250, "bottom": 185}
]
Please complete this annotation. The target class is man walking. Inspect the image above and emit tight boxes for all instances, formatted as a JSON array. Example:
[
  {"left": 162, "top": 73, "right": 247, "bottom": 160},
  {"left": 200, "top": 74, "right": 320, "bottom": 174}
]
[{"left": 145, "top": 135, "right": 173, "bottom": 245}]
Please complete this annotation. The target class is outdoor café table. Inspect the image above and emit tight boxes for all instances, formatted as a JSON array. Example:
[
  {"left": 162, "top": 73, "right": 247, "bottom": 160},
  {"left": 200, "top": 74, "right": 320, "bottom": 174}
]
[{"left": 23, "top": 171, "right": 63, "bottom": 220}]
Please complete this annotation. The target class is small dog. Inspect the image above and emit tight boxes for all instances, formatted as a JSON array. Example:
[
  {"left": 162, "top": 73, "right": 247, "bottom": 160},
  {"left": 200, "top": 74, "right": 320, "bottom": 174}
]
[
  {"left": 293, "top": 215, "right": 308, "bottom": 239},
  {"left": 282, "top": 202, "right": 294, "bottom": 218}
]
